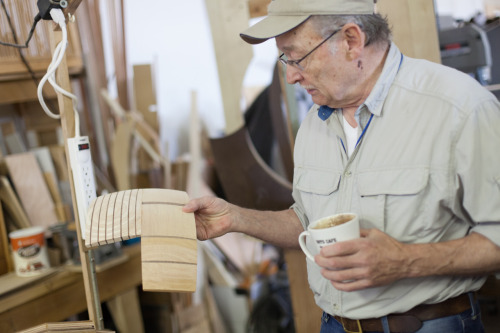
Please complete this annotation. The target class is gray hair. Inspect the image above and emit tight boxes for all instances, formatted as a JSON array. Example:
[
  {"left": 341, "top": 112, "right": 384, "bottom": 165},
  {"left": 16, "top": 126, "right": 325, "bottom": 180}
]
[{"left": 308, "top": 14, "right": 392, "bottom": 49}]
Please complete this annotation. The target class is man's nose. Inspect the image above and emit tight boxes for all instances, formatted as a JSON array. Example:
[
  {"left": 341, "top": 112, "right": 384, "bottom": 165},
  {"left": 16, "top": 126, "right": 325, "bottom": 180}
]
[{"left": 285, "top": 65, "right": 303, "bottom": 85}]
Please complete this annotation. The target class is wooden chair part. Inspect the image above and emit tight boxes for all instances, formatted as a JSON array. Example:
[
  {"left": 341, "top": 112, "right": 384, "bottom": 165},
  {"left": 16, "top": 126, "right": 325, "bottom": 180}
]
[{"left": 85, "top": 189, "right": 197, "bottom": 292}]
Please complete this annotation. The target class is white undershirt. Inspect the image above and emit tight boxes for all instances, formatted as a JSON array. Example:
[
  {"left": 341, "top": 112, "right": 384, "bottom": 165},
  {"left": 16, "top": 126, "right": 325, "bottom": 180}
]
[{"left": 342, "top": 115, "right": 358, "bottom": 158}]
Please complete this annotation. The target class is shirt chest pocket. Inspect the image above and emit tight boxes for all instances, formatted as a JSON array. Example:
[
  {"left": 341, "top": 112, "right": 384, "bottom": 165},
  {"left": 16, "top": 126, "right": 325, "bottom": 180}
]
[
  {"left": 356, "top": 168, "right": 430, "bottom": 239},
  {"left": 294, "top": 167, "right": 342, "bottom": 223}
]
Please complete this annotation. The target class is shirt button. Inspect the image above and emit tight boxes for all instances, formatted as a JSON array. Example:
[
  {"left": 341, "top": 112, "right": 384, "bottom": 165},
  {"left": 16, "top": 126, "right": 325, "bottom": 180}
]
[
  {"left": 333, "top": 303, "right": 339, "bottom": 311},
  {"left": 345, "top": 171, "right": 352, "bottom": 177}
]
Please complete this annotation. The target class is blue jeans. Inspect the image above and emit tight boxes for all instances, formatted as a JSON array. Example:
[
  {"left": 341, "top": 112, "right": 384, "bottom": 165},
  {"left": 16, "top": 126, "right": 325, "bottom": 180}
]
[{"left": 320, "top": 293, "right": 485, "bottom": 333}]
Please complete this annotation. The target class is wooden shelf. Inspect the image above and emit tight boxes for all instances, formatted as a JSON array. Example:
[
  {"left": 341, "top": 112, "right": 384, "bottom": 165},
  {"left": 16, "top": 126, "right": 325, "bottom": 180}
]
[{"left": 0, "top": 244, "right": 142, "bottom": 332}]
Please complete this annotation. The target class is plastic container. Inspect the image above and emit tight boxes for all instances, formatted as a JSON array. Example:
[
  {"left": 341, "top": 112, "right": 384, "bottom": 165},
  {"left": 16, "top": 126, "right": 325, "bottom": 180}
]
[{"left": 9, "top": 226, "right": 50, "bottom": 277}]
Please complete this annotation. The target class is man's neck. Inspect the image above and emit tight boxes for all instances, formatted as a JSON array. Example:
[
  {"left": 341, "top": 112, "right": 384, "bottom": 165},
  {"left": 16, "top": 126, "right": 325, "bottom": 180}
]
[{"left": 343, "top": 43, "right": 390, "bottom": 126}]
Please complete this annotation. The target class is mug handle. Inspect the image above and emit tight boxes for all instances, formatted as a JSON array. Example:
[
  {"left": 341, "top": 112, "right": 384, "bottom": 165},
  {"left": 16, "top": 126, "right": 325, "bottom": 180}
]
[{"left": 298, "top": 230, "right": 315, "bottom": 261}]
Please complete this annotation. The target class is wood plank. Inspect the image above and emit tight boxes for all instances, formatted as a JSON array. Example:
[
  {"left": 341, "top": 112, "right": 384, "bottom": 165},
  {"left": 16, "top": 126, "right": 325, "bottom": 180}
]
[
  {"left": 205, "top": 0, "right": 253, "bottom": 134},
  {"left": 106, "top": 0, "right": 129, "bottom": 111},
  {"left": 4, "top": 153, "right": 58, "bottom": 229},
  {"left": 49, "top": 22, "right": 102, "bottom": 326},
  {"left": 376, "top": 0, "right": 441, "bottom": 63},
  {"left": 284, "top": 249, "right": 322, "bottom": 333},
  {"left": 110, "top": 120, "right": 134, "bottom": 191},
  {"left": 132, "top": 64, "right": 158, "bottom": 131}
]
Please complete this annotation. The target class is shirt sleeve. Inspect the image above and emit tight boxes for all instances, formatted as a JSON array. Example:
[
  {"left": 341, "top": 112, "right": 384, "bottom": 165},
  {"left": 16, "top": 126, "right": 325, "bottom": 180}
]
[{"left": 454, "top": 97, "right": 500, "bottom": 247}]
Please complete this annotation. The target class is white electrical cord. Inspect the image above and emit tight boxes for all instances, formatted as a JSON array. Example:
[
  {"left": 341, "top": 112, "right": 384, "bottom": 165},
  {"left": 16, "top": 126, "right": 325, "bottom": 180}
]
[{"left": 37, "top": 8, "right": 81, "bottom": 138}]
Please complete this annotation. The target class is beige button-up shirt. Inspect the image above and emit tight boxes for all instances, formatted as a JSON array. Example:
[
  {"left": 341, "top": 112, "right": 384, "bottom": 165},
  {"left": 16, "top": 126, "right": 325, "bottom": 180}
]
[{"left": 291, "top": 43, "right": 500, "bottom": 319}]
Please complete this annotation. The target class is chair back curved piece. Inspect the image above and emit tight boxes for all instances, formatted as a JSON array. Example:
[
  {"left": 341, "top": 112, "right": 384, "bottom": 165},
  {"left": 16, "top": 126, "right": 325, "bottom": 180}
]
[{"left": 85, "top": 188, "right": 197, "bottom": 292}]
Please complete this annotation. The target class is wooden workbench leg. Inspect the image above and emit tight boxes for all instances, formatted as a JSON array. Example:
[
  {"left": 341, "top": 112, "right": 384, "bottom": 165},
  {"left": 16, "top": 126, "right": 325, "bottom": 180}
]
[{"left": 106, "top": 287, "right": 145, "bottom": 333}]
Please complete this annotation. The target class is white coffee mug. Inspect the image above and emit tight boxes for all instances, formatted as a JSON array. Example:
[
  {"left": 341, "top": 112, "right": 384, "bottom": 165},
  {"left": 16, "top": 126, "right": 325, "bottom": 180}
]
[{"left": 298, "top": 213, "right": 360, "bottom": 261}]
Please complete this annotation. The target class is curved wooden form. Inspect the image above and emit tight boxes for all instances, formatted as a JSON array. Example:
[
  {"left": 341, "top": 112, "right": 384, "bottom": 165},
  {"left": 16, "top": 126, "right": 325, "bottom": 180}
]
[
  {"left": 85, "top": 189, "right": 197, "bottom": 292},
  {"left": 210, "top": 128, "right": 293, "bottom": 211}
]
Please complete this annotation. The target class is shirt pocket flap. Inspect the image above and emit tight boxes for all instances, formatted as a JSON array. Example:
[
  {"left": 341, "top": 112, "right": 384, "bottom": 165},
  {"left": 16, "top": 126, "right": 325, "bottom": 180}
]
[
  {"left": 358, "top": 168, "right": 429, "bottom": 196},
  {"left": 295, "top": 167, "right": 341, "bottom": 195}
]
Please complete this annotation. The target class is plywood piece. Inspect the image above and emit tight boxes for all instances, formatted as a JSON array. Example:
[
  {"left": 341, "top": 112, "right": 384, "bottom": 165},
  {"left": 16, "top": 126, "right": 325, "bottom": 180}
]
[
  {"left": 4, "top": 153, "right": 58, "bottom": 229},
  {"left": 376, "top": 0, "right": 441, "bottom": 63},
  {"left": 85, "top": 189, "right": 197, "bottom": 292}
]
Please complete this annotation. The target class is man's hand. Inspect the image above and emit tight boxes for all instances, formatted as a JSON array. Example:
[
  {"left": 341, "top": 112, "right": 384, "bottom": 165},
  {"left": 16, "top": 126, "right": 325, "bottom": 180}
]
[
  {"left": 315, "top": 228, "right": 411, "bottom": 291},
  {"left": 183, "top": 196, "right": 234, "bottom": 240}
]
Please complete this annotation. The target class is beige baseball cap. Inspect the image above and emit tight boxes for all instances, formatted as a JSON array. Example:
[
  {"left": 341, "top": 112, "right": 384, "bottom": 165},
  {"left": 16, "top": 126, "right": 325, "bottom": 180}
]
[{"left": 240, "top": 0, "right": 375, "bottom": 44}]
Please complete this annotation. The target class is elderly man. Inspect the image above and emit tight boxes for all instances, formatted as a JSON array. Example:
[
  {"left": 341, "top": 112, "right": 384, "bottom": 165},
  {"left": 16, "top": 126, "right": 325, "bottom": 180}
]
[{"left": 183, "top": 0, "right": 500, "bottom": 332}]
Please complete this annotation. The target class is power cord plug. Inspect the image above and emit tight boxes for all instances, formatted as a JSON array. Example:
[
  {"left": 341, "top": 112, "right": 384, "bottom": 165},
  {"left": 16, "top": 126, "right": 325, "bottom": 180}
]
[{"left": 37, "top": 0, "right": 67, "bottom": 20}]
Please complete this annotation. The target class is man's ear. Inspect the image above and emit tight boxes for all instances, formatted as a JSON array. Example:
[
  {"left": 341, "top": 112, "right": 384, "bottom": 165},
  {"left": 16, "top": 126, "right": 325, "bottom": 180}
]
[{"left": 341, "top": 23, "right": 365, "bottom": 60}]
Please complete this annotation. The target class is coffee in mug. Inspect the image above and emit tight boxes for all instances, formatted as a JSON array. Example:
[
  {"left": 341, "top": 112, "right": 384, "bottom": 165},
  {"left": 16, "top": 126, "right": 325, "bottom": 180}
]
[{"left": 298, "top": 213, "right": 360, "bottom": 261}]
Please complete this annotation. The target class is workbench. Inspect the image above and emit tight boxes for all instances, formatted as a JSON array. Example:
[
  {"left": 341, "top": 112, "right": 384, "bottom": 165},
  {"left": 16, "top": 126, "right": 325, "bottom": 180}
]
[{"left": 0, "top": 244, "right": 143, "bottom": 332}]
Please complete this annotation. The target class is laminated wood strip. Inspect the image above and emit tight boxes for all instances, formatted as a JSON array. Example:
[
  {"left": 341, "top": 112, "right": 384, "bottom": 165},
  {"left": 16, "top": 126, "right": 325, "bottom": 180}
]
[
  {"left": 120, "top": 190, "right": 132, "bottom": 241},
  {"left": 113, "top": 190, "right": 125, "bottom": 242}
]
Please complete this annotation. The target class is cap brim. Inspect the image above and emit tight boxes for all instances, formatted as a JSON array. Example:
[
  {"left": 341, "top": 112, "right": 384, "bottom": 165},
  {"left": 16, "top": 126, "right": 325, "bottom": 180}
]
[{"left": 240, "top": 15, "right": 311, "bottom": 44}]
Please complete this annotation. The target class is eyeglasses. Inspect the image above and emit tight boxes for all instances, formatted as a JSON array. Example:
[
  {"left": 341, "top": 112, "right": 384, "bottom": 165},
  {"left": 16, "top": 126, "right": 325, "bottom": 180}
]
[{"left": 278, "top": 28, "right": 342, "bottom": 71}]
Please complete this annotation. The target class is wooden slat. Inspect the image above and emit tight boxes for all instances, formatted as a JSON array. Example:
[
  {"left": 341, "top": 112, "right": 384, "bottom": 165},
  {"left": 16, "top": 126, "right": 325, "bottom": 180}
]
[
  {"left": 4, "top": 152, "right": 58, "bottom": 229},
  {"left": 110, "top": 120, "right": 134, "bottom": 191},
  {"left": 107, "top": 0, "right": 129, "bottom": 110}
]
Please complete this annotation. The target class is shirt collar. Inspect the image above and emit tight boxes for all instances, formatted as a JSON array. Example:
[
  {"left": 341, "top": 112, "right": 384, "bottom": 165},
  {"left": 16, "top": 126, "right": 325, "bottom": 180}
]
[{"left": 316, "top": 43, "right": 403, "bottom": 121}]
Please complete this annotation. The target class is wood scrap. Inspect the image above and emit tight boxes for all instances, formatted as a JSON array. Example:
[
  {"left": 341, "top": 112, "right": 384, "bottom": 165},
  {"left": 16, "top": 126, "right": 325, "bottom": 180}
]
[{"left": 4, "top": 153, "right": 59, "bottom": 229}]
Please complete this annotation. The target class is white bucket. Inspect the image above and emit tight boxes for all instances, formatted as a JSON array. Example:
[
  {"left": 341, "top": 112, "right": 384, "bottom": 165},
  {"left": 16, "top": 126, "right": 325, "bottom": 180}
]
[{"left": 9, "top": 226, "right": 50, "bottom": 277}]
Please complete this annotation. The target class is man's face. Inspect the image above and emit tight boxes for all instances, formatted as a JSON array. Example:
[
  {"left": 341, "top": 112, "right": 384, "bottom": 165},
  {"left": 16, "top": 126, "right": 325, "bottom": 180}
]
[{"left": 276, "top": 21, "right": 358, "bottom": 108}]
